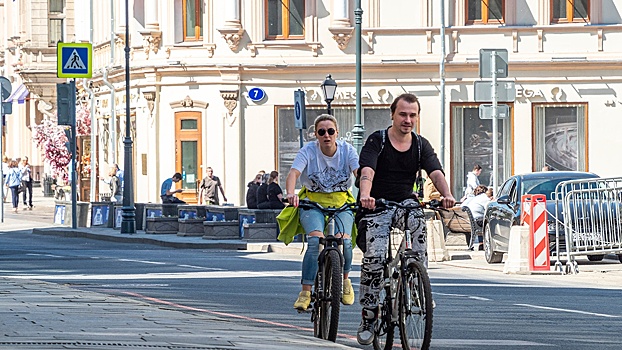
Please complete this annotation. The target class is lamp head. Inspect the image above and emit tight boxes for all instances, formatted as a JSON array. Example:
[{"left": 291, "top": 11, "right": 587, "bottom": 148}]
[{"left": 320, "top": 74, "right": 338, "bottom": 103}]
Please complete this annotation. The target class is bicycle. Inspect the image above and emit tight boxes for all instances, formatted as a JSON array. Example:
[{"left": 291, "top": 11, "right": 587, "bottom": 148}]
[
  {"left": 371, "top": 198, "right": 438, "bottom": 350},
  {"left": 295, "top": 198, "right": 357, "bottom": 342}
]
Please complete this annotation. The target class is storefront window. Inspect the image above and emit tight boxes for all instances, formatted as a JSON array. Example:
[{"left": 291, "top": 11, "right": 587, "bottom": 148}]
[
  {"left": 451, "top": 104, "right": 513, "bottom": 198},
  {"left": 277, "top": 106, "right": 390, "bottom": 186},
  {"left": 533, "top": 104, "right": 587, "bottom": 171}
]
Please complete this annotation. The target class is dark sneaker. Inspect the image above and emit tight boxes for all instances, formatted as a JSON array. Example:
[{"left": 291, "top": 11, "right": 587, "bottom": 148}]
[{"left": 356, "top": 318, "right": 376, "bottom": 345}]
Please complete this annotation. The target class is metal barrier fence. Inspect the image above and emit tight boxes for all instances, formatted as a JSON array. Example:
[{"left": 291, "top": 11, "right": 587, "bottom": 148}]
[{"left": 553, "top": 177, "right": 622, "bottom": 274}]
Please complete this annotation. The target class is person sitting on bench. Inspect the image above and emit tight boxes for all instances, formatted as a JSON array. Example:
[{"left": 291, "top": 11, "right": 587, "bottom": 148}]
[{"left": 160, "top": 172, "right": 186, "bottom": 204}]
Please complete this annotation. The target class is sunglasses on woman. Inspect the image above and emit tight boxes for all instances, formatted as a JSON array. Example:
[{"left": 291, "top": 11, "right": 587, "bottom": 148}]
[{"left": 317, "top": 128, "right": 336, "bottom": 136}]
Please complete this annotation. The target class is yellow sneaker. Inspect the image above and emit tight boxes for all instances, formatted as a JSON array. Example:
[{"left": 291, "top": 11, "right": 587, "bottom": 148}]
[
  {"left": 342, "top": 278, "right": 355, "bottom": 305},
  {"left": 294, "top": 291, "right": 311, "bottom": 311}
]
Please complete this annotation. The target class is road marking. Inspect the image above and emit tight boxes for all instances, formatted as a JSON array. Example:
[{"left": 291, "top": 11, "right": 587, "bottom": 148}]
[
  {"left": 177, "top": 265, "right": 225, "bottom": 270},
  {"left": 1, "top": 270, "right": 300, "bottom": 280},
  {"left": 515, "top": 303, "right": 621, "bottom": 318},
  {"left": 118, "top": 259, "right": 166, "bottom": 265},
  {"left": 434, "top": 292, "right": 491, "bottom": 301},
  {"left": 27, "top": 253, "right": 64, "bottom": 258}
]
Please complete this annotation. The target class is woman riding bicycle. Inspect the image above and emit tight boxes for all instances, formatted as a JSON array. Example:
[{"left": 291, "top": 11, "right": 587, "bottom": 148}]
[{"left": 280, "top": 114, "right": 359, "bottom": 312}]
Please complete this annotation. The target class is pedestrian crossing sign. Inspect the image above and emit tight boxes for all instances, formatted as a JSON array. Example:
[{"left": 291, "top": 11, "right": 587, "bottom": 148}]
[{"left": 57, "top": 42, "right": 92, "bottom": 78}]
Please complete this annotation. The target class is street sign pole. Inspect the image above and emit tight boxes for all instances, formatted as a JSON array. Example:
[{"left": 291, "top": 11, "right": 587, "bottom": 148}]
[
  {"left": 0, "top": 76, "right": 12, "bottom": 224},
  {"left": 0, "top": 89, "right": 4, "bottom": 223},
  {"left": 70, "top": 79, "right": 77, "bottom": 229},
  {"left": 491, "top": 50, "right": 499, "bottom": 194}
]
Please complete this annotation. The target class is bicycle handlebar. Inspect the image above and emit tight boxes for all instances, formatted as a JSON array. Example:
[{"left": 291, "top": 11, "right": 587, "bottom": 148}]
[
  {"left": 295, "top": 198, "right": 358, "bottom": 214},
  {"left": 375, "top": 198, "right": 442, "bottom": 210}
]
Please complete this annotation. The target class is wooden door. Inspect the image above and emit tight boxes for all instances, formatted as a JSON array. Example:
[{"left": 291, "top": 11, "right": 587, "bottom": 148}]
[{"left": 174, "top": 112, "right": 202, "bottom": 204}]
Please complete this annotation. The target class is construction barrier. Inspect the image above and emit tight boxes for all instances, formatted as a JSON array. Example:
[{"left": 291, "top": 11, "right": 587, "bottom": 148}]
[
  {"left": 521, "top": 195, "right": 550, "bottom": 271},
  {"left": 553, "top": 177, "right": 622, "bottom": 274}
]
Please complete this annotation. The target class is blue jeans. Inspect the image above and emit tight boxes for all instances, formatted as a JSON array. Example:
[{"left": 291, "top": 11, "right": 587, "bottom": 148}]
[{"left": 300, "top": 207, "right": 354, "bottom": 285}]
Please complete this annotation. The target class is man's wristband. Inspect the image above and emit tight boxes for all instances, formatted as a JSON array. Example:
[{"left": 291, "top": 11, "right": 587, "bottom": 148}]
[{"left": 360, "top": 175, "right": 372, "bottom": 182}]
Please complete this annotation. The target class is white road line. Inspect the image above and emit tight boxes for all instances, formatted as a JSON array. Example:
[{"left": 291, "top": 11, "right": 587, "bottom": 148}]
[
  {"left": 117, "top": 259, "right": 166, "bottom": 265},
  {"left": 433, "top": 292, "right": 491, "bottom": 301},
  {"left": 515, "top": 303, "right": 621, "bottom": 318},
  {"left": 1, "top": 270, "right": 300, "bottom": 280},
  {"left": 26, "top": 253, "right": 64, "bottom": 258},
  {"left": 177, "top": 265, "right": 225, "bottom": 270}
]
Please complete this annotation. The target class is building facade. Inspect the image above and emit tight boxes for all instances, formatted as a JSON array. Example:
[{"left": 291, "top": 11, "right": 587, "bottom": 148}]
[{"left": 4, "top": 0, "right": 622, "bottom": 205}]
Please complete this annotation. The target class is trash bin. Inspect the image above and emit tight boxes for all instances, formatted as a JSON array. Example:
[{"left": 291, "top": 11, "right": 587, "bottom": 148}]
[{"left": 43, "top": 176, "right": 54, "bottom": 197}]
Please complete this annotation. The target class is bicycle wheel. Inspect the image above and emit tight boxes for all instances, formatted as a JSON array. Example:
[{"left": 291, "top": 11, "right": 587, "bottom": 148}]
[
  {"left": 373, "top": 287, "right": 395, "bottom": 350},
  {"left": 318, "top": 249, "right": 342, "bottom": 342},
  {"left": 398, "top": 261, "right": 433, "bottom": 350}
]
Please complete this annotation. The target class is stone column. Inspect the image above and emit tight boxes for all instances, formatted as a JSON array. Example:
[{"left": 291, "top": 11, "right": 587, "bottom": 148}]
[
  {"left": 145, "top": 0, "right": 160, "bottom": 31},
  {"left": 329, "top": 0, "right": 353, "bottom": 50},
  {"left": 141, "top": 0, "right": 162, "bottom": 59},
  {"left": 218, "top": 0, "right": 244, "bottom": 51}
]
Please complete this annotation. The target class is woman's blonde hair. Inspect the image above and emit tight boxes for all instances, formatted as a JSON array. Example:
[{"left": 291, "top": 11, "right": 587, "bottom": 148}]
[{"left": 313, "top": 114, "right": 338, "bottom": 131}]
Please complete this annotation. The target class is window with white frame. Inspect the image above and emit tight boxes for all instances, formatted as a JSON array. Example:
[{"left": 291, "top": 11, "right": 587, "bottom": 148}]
[
  {"left": 266, "top": 0, "right": 305, "bottom": 39},
  {"left": 533, "top": 104, "right": 587, "bottom": 171},
  {"left": 451, "top": 104, "right": 512, "bottom": 198},
  {"left": 552, "top": 0, "right": 589, "bottom": 23},
  {"left": 48, "top": 0, "right": 65, "bottom": 46},
  {"left": 466, "top": 0, "right": 505, "bottom": 24},
  {"left": 277, "top": 106, "right": 391, "bottom": 186}
]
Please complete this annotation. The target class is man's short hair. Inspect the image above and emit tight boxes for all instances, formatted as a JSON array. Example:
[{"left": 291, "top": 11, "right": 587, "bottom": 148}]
[
  {"left": 173, "top": 172, "right": 182, "bottom": 180},
  {"left": 390, "top": 93, "right": 421, "bottom": 115}
]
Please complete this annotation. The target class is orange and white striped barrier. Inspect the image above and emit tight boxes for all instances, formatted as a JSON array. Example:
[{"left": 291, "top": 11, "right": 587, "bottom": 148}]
[{"left": 521, "top": 195, "right": 550, "bottom": 271}]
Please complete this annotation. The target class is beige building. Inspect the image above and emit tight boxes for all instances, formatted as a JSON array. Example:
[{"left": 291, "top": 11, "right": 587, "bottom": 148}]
[{"left": 3, "top": 0, "right": 622, "bottom": 204}]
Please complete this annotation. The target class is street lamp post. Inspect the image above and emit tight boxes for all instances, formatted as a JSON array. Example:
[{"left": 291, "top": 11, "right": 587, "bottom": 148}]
[
  {"left": 121, "top": 0, "right": 136, "bottom": 233},
  {"left": 321, "top": 74, "right": 337, "bottom": 115}
]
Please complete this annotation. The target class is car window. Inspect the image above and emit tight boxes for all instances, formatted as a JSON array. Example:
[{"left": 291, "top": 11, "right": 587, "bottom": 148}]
[
  {"left": 498, "top": 178, "right": 514, "bottom": 198},
  {"left": 508, "top": 179, "right": 518, "bottom": 203},
  {"left": 522, "top": 176, "right": 597, "bottom": 199}
]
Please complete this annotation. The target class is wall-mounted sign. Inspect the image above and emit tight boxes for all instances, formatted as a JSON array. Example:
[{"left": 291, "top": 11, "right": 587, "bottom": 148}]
[{"left": 248, "top": 88, "right": 266, "bottom": 102}]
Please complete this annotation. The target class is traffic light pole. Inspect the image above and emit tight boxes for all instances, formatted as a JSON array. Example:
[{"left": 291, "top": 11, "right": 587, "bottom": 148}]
[{"left": 0, "top": 91, "right": 4, "bottom": 223}]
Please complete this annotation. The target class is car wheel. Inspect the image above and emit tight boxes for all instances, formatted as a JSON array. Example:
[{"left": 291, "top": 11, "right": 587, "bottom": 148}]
[
  {"left": 484, "top": 223, "right": 503, "bottom": 264},
  {"left": 587, "top": 254, "right": 605, "bottom": 262}
]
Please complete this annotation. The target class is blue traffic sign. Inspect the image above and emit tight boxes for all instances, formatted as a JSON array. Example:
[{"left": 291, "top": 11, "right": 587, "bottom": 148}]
[
  {"left": 248, "top": 87, "right": 266, "bottom": 102},
  {"left": 57, "top": 42, "right": 92, "bottom": 78},
  {"left": 294, "top": 90, "right": 306, "bottom": 130}
]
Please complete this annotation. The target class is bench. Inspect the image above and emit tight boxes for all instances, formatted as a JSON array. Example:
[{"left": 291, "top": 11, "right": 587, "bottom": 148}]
[
  {"left": 202, "top": 206, "right": 242, "bottom": 239},
  {"left": 144, "top": 204, "right": 181, "bottom": 234},
  {"left": 435, "top": 206, "right": 482, "bottom": 249},
  {"left": 238, "top": 209, "right": 281, "bottom": 240},
  {"left": 177, "top": 205, "right": 209, "bottom": 236}
]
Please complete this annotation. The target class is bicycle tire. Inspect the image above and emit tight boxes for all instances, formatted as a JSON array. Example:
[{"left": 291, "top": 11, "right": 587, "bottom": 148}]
[
  {"left": 398, "top": 260, "right": 433, "bottom": 350},
  {"left": 318, "top": 249, "right": 342, "bottom": 342},
  {"left": 373, "top": 286, "right": 396, "bottom": 350}
]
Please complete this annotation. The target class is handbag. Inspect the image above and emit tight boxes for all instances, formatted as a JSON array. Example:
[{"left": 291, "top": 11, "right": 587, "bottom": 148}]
[{"left": 18, "top": 182, "right": 25, "bottom": 194}]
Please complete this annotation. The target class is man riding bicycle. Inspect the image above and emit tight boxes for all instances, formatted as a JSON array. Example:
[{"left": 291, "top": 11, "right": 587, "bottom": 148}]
[
  {"left": 356, "top": 93, "right": 456, "bottom": 345},
  {"left": 279, "top": 114, "right": 360, "bottom": 312}
]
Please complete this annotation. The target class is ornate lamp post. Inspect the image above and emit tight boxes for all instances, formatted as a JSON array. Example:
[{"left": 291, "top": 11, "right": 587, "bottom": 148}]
[
  {"left": 320, "top": 74, "right": 338, "bottom": 115},
  {"left": 121, "top": 0, "right": 136, "bottom": 233}
]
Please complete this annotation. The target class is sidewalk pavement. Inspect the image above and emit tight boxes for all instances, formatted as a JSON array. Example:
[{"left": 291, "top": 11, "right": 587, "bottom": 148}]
[{"left": 2, "top": 188, "right": 622, "bottom": 349}]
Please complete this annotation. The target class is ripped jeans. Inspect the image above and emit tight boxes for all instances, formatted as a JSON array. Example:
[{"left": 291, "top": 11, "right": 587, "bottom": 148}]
[{"left": 358, "top": 198, "right": 427, "bottom": 310}]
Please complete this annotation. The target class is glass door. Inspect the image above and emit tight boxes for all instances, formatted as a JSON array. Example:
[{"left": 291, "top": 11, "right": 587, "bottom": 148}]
[{"left": 175, "top": 112, "right": 202, "bottom": 203}]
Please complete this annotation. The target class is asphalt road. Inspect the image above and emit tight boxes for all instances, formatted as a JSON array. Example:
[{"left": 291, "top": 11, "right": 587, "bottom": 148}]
[{"left": 1, "top": 231, "right": 621, "bottom": 349}]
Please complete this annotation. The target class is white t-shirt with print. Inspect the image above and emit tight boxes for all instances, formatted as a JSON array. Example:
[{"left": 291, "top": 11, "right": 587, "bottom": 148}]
[{"left": 291, "top": 140, "right": 359, "bottom": 193}]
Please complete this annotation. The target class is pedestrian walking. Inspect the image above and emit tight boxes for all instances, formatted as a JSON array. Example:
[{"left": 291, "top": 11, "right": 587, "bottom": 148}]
[
  {"left": 5, "top": 159, "right": 22, "bottom": 213},
  {"left": 19, "top": 157, "right": 33, "bottom": 209},
  {"left": 108, "top": 166, "right": 122, "bottom": 202},
  {"left": 199, "top": 167, "right": 227, "bottom": 205},
  {"left": 462, "top": 164, "right": 482, "bottom": 201}
]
